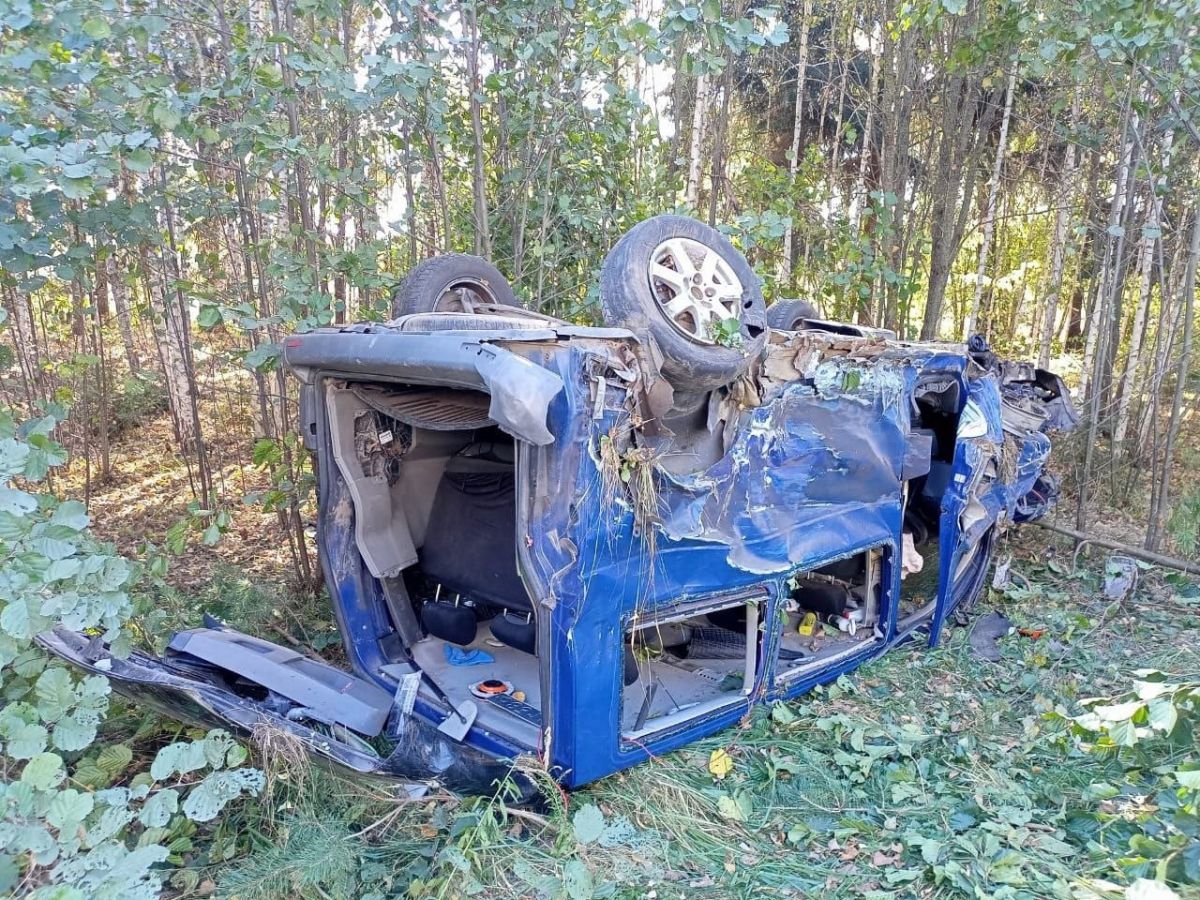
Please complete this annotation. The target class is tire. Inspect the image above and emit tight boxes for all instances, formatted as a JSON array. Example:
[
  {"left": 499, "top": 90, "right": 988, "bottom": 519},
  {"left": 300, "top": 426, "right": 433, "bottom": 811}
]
[
  {"left": 600, "top": 215, "right": 767, "bottom": 391},
  {"left": 392, "top": 254, "right": 521, "bottom": 318},
  {"left": 767, "top": 298, "right": 819, "bottom": 331}
]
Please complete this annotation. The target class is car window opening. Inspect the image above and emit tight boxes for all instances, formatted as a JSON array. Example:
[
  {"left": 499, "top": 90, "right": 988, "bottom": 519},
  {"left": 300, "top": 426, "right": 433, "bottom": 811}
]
[
  {"left": 777, "top": 547, "right": 887, "bottom": 679},
  {"left": 621, "top": 594, "right": 762, "bottom": 742}
]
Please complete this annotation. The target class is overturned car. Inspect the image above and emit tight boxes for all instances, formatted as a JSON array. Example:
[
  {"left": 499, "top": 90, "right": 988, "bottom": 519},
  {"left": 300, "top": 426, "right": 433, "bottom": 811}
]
[{"left": 41, "top": 215, "right": 1076, "bottom": 797}]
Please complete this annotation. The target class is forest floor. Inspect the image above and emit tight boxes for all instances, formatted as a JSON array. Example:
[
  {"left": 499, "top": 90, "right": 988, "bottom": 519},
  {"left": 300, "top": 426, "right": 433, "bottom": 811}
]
[{"left": 59, "top": 402, "right": 1200, "bottom": 898}]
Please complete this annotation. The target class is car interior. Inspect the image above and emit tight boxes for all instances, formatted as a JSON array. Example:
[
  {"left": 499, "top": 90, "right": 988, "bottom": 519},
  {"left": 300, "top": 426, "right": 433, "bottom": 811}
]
[{"left": 321, "top": 379, "right": 544, "bottom": 745}]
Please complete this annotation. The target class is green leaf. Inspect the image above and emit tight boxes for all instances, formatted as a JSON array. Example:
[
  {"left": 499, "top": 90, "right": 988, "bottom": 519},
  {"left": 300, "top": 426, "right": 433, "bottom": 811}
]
[
  {"left": 196, "top": 304, "right": 222, "bottom": 328},
  {"left": 1, "top": 600, "right": 31, "bottom": 640},
  {"left": 29, "top": 537, "right": 77, "bottom": 561},
  {"left": 771, "top": 702, "right": 797, "bottom": 725},
  {"left": 50, "top": 501, "right": 89, "bottom": 531},
  {"left": 152, "top": 102, "right": 182, "bottom": 131},
  {"left": 59, "top": 177, "right": 94, "bottom": 200},
  {"left": 1176, "top": 769, "right": 1200, "bottom": 790},
  {"left": 46, "top": 789, "right": 95, "bottom": 831},
  {"left": 97, "top": 743, "right": 133, "bottom": 778},
  {"left": 139, "top": 788, "right": 179, "bottom": 828},
  {"left": 0, "top": 487, "right": 37, "bottom": 515},
  {"left": 35, "top": 667, "right": 75, "bottom": 721},
  {"left": 82, "top": 18, "right": 111, "bottom": 39},
  {"left": 52, "top": 714, "right": 97, "bottom": 752},
  {"left": 244, "top": 342, "right": 281, "bottom": 372},
  {"left": 21, "top": 752, "right": 65, "bottom": 790},
  {"left": 716, "top": 792, "right": 750, "bottom": 822},
  {"left": 7, "top": 722, "right": 49, "bottom": 758},
  {"left": 1147, "top": 697, "right": 1178, "bottom": 733},
  {"left": 124, "top": 149, "right": 155, "bottom": 174},
  {"left": 1095, "top": 700, "right": 1143, "bottom": 722},
  {"left": 1108, "top": 719, "right": 1138, "bottom": 747},
  {"left": 561, "top": 859, "right": 594, "bottom": 900},
  {"left": 573, "top": 803, "right": 605, "bottom": 845},
  {"left": 151, "top": 740, "right": 209, "bottom": 781},
  {"left": 45, "top": 558, "right": 82, "bottom": 581},
  {"left": 182, "top": 768, "right": 264, "bottom": 822},
  {"left": 104, "top": 845, "right": 169, "bottom": 887}
]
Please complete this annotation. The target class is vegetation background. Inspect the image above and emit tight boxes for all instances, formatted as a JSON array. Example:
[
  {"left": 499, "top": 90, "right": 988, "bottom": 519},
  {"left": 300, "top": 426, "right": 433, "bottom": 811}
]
[{"left": 1, "top": 0, "right": 1199, "bottom": 896}]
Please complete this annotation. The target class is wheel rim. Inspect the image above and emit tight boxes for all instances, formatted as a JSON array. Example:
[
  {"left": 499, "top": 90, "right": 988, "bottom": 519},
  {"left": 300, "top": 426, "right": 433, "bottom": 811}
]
[
  {"left": 647, "top": 237, "right": 745, "bottom": 344},
  {"left": 435, "top": 277, "right": 495, "bottom": 313}
]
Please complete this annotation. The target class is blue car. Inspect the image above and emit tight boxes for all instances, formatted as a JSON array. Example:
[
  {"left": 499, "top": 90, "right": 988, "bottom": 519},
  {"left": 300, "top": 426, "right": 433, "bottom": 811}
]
[{"left": 41, "top": 216, "right": 1076, "bottom": 798}]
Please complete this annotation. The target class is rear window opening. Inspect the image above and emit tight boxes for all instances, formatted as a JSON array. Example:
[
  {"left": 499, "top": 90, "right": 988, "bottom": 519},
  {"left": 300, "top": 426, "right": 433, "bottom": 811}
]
[
  {"left": 325, "top": 380, "right": 543, "bottom": 746},
  {"left": 621, "top": 593, "right": 762, "bottom": 742},
  {"left": 776, "top": 547, "right": 887, "bottom": 679}
]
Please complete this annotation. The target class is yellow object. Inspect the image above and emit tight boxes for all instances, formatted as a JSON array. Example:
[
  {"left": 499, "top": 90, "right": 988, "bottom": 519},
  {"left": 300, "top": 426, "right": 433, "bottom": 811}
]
[
  {"left": 512, "top": 691, "right": 526, "bottom": 702},
  {"left": 798, "top": 612, "right": 817, "bottom": 636},
  {"left": 708, "top": 748, "right": 734, "bottom": 779}
]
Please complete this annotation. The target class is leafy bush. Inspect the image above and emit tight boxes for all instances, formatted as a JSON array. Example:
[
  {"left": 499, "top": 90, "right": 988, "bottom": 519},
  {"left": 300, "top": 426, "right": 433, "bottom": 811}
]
[
  {"left": 0, "top": 407, "right": 262, "bottom": 897},
  {"left": 109, "top": 373, "right": 169, "bottom": 437},
  {"left": 1167, "top": 489, "right": 1200, "bottom": 558},
  {"left": 1057, "top": 671, "right": 1200, "bottom": 893}
]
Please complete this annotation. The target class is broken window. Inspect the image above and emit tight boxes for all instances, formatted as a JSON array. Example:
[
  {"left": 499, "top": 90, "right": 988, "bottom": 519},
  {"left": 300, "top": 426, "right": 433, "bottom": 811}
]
[
  {"left": 621, "top": 592, "right": 762, "bottom": 742},
  {"left": 775, "top": 547, "right": 887, "bottom": 679}
]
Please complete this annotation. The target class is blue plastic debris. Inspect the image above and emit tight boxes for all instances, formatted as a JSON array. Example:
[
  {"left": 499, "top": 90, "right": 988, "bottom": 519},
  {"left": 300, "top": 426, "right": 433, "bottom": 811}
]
[{"left": 444, "top": 645, "right": 495, "bottom": 667}]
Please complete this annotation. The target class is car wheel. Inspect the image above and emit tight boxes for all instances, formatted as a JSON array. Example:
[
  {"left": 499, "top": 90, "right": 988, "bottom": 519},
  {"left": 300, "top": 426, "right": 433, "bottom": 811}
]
[
  {"left": 392, "top": 254, "right": 521, "bottom": 318},
  {"left": 600, "top": 215, "right": 767, "bottom": 391},
  {"left": 767, "top": 298, "right": 819, "bottom": 331}
]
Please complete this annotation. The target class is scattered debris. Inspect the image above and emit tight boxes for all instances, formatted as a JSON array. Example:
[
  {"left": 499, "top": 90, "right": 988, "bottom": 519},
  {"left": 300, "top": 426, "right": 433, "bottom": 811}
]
[
  {"left": 968, "top": 612, "right": 1014, "bottom": 661},
  {"left": 1104, "top": 554, "right": 1138, "bottom": 601}
]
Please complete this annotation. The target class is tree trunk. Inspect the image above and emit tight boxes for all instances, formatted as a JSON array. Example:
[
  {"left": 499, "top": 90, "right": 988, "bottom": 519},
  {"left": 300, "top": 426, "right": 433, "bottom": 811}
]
[
  {"left": 685, "top": 73, "right": 709, "bottom": 210},
  {"left": 707, "top": 79, "right": 732, "bottom": 226},
  {"left": 107, "top": 252, "right": 140, "bottom": 374},
  {"left": 922, "top": 75, "right": 996, "bottom": 340},
  {"left": 779, "top": 0, "right": 813, "bottom": 282},
  {"left": 1077, "top": 101, "right": 1136, "bottom": 529},
  {"left": 1147, "top": 208, "right": 1198, "bottom": 550},
  {"left": 1112, "top": 216, "right": 1155, "bottom": 451},
  {"left": 964, "top": 67, "right": 1016, "bottom": 339},
  {"left": 1038, "top": 91, "right": 1079, "bottom": 368},
  {"left": 849, "top": 27, "right": 880, "bottom": 238},
  {"left": 463, "top": 0, "right": 492, "bottom": 259}
]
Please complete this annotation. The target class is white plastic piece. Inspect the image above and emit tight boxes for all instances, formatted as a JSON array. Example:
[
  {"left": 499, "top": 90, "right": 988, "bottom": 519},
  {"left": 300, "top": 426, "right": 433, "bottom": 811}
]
[{"left": 901, "top": 532, "right": 925, "bottom": 580}]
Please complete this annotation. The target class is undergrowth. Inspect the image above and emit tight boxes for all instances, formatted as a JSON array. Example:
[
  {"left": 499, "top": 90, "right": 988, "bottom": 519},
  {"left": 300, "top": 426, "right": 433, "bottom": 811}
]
[{"left": 205, "top": 535, "right": 1200, "bottom": 899}]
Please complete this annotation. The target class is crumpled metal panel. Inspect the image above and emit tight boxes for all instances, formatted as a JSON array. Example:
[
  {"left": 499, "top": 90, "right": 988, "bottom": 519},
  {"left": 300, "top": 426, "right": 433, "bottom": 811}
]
[
  {"left": 35, "top": 628, "right": 538, "bottom": 801},
  {"left": 473, "top": 346, "right": 563, "bottom": 446},
  {"left": 651, "top": 378, "right": 909, "bottom": 575}
]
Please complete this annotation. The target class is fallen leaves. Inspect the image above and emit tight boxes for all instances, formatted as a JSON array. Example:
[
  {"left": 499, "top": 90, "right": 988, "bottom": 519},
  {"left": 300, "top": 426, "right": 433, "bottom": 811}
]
[{"left": 708, "top": 747, "right": 734, "bottom": 779}]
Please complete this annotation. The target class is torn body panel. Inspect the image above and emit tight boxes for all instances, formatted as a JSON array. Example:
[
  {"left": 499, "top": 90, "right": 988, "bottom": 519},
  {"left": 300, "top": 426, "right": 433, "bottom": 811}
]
[{"left": 36, "top": 629, "right": 537, "bottom": 799}]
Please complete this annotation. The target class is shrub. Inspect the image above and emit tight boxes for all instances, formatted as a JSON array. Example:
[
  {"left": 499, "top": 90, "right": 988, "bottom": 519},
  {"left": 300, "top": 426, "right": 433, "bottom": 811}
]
[
  {"left": 1057, "top": 671, "right": 1200, "bottom": 893},
  {"left": 0, "top": 407, "right": 262, "bottom": 897}
]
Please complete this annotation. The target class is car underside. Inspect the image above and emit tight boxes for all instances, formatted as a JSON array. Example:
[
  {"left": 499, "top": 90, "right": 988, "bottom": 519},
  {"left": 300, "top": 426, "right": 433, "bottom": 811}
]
[{"left": 40, "top": 216, "right": 1076, "bottom": 797}]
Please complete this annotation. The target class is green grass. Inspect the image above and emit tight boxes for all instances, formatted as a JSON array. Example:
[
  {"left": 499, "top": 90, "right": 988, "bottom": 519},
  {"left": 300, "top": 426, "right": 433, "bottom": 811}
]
[{"left": 145, "top": 535, "right": 1200, "bottom": 899}]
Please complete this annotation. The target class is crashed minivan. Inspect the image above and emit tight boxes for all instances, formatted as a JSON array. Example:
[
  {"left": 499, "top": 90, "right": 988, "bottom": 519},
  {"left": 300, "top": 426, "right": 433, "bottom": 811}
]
[{"left": 41, "top": 215, "right": 1076, "bottom": 798}]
